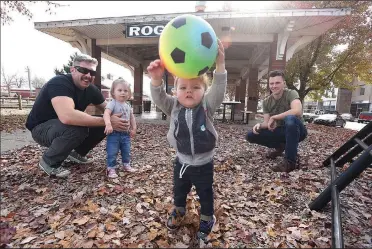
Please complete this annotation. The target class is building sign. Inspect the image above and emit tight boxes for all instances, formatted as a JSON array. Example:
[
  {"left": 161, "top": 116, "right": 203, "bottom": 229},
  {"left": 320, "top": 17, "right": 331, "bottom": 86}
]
[{"left": 125, "top": 24, "right": 165, "bottom": 38}]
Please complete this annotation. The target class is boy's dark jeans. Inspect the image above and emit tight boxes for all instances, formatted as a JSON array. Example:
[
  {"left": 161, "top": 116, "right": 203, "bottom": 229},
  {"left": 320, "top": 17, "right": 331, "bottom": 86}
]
[
  {"left": 246, "top": 115, "right": 307, "bottom": 163},
  {"left": 31, "top": 118, "right": 106, "bottom": 167},
  {"left": 173, "top": 158, "right": 214, "bottom": 217}
]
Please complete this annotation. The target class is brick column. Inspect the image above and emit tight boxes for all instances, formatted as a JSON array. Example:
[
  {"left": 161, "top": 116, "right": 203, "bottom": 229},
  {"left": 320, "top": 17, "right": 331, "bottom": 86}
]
[
  {"left": 267, "top": 33, "right": 287, "bottom": 92},
  {"left": 133, "top": 65, "right": 143, "bottom": 114},
  {"left": 246, "top": 68, "right": 259, "bottom": 119}
]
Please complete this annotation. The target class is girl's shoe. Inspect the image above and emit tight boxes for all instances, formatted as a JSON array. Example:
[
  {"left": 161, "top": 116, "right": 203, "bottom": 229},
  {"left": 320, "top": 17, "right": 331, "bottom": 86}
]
[
  {"left": 122, "top": 163, "right": 136, "bottom": 172},
  {"left": 107, "top": 168, "right": 118, "bottom": 178}
]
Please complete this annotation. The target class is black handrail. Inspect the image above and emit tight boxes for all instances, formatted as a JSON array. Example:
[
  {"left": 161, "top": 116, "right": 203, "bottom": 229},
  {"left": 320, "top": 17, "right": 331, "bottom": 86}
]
[{"left": 330, "top": 158, "right": 344, "bottom": 248}]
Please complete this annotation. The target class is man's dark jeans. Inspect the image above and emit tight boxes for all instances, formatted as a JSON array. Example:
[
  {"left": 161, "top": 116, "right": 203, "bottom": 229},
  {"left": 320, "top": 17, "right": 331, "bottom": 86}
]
[
  {"left": 246, "top": 115, "right": 307, "bottom": 163},
  {"left": 173, "top": 158, "right": 214, "bottom": 217},
  {"left": 31, "top": 118, "right": 106, "bottom": 167}
]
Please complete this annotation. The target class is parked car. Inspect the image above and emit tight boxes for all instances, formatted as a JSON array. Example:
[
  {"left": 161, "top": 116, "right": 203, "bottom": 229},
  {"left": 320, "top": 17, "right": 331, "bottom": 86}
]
[
  {"left": 313, "top": 113, "right": 346, "bottom": 127},
  {"left": 358, "top": 112, "right": 372, "bottom": 123},
  {"left": 340, "top": 113, "right": 355, "bottom": 122},
  {"left": 303, "top": 113, "right": 319, "bottom": 123}
]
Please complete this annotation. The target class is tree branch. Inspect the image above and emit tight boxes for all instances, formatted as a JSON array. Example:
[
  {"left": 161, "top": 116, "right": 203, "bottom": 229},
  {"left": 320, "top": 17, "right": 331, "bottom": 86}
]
[{"left": 321, "top": 47, "right": 356, "bottom": 87}]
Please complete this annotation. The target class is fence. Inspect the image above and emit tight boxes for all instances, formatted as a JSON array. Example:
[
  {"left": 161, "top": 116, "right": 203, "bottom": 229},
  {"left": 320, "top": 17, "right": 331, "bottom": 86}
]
[{"left": 0, "top": 96, "right": 36, "bottom": 110}]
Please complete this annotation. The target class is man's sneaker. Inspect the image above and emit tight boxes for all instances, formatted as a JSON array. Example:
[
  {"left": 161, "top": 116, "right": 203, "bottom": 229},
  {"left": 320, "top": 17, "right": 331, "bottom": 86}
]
[
  {"left": 38, "top": 158, "right": 70, "bottom": 178},
  {"left": 67, "top": 150, "right": 93, "bottom": 164},
  {"left": 166, "top": 209, "right": 185, "bottom": 231},
  {"left": 197, "top": 215, "right": 216, "bottom": 242},
  {"left": 107, "top": 168, "right": 118, "bottom": 178},
  {"left": 122, "top": 163, "right": 136, "bottom": 172},
  {"left": 266, "top": 144, "right": 285, "bottom": 159},
  {"left": 270, "top": 158, "right": 297, "bottom": 173}
]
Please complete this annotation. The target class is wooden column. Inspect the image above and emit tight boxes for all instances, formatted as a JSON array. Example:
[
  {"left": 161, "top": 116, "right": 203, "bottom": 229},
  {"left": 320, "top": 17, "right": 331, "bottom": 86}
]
[
  {"left": 234, "top": 79, "right": 247, "bottom": 114},
  {"left": 247, "top": 68, "right": 259, "bottom": 119},
  {"left": 85, "top": 39, "right": 103, "bottom": 115},
  {"left": 133, "top": 65, "right": 143, "bottom": 114},
  {"left": 91, "top": 39, "right": 101, "bottom": 90}
]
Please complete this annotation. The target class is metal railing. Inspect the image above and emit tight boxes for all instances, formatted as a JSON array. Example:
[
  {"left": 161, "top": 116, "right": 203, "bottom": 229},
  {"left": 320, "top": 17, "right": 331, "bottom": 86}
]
[{"left": 309, "top": 122, "right": 372, "bottom": 248}]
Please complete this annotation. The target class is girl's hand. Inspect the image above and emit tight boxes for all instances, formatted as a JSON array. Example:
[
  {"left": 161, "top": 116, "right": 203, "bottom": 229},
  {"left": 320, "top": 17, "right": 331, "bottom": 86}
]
[
  {"left": 104, "top": 125, "right": 113, "bottom": 135},
  {"left": 147, "top": 59, "right": 165, "bottom": 81},
  {"left": 215, "top": 39, "right": 225, "bottom": 73},
  {"left": 130, "top": 129, "right": 136, "bottom": 138}
]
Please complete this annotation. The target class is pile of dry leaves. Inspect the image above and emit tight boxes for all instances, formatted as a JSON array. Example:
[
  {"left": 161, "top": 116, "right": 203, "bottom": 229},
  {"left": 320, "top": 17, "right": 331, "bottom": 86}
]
[
  {"left": 0, "top": 115, "right": 28, "bottom": 133},
  {"left": 1, "top": 121, "right": 371, "bottom": 248}
]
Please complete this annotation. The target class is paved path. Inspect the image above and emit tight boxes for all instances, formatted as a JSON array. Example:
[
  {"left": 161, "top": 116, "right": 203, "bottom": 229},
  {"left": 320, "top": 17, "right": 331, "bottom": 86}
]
[{"left": 1, "top": 129, "right": 35, "bottom": 154}]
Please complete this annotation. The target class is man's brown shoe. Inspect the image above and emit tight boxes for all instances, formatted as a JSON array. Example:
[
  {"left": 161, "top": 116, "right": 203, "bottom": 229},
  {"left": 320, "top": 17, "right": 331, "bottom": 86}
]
[
  {"left": 270, "top": 158, "right": 297, "bottom": 173},
  {"left": 266, "top": 144, "right": 285, "bottom": 159}
]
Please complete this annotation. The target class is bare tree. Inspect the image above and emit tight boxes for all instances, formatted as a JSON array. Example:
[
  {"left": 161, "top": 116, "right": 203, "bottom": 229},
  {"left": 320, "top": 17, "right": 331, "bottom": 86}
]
[
  {"left": 1, "top": 67, "right": 17, "bottom": 96},
  {"left": 31, "top": 76, "right": 46, "bottom": 88},
  {"left": 14, "top": 76, "right": 26, "bottom": 88},
  {"left": 1, "top": 1, "right": 65, "bottom": 26}
]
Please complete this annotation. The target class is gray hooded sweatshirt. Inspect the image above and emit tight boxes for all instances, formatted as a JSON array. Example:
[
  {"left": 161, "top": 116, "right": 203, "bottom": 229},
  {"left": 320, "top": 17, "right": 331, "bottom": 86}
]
[{"left": 150, "top": 70, "right": 227, "bottom": 166}]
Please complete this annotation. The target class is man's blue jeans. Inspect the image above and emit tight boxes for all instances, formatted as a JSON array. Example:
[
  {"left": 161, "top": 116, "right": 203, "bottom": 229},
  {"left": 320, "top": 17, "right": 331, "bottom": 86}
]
[
  {"left": 106, "top": 131, "right": 131, "bottom": 168},
  {"left": 246, "top": 115, "right": 307, "bottom": 163}
]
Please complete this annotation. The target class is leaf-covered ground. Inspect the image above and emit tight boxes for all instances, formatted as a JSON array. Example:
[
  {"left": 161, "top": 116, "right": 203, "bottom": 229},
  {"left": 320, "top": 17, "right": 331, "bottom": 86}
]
[
  {"left": 1, "top": 121, "right": 371, "bottom": 248},
  {"left": 0, "top": 114, "right": 28, "bottom": 132}
]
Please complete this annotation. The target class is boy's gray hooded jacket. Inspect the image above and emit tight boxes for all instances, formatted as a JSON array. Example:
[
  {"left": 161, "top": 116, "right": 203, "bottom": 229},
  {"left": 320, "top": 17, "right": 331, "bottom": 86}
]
[{"left": 150, "top": 70, "right": 227, "bottom": 166}]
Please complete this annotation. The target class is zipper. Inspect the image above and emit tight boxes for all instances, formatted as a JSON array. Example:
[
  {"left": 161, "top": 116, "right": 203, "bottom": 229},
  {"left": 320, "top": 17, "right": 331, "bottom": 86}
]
[{"left": 185, "top": 108, "right": 194, "bottom": 159}]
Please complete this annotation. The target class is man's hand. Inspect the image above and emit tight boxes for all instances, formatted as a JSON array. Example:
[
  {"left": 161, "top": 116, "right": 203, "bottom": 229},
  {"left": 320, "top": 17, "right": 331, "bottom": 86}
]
[
  {"left": 110, "top": 113, "right": 130, "bottom": 132},
  {"left": 268, "top": 116, "right": 277, "bottom": 131},
  {"left": 252, "top": 123, "right": 261, "bottom": 134}
]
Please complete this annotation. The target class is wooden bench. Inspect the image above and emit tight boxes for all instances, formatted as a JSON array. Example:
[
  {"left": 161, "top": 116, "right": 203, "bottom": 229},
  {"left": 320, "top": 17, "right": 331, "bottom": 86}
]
[{"left": 241, "top": 111, "right": 253, "bottom": 124}]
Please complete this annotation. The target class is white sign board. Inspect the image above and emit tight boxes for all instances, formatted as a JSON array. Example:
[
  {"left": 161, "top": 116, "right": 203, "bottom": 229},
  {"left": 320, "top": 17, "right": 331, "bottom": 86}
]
[{"left": 125, "top": 24, "right": 165, "bottom": 38}]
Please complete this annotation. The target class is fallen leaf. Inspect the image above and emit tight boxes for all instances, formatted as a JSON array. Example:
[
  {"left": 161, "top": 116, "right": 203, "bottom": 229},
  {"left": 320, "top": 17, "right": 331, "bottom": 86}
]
[
  {"left": 175, "top": 242, "right": 188, "bottom": 248},
  {"left": 122, "top": 217, "right": 131, "bottom": 225},
  {"left": 72, "top": 216, "right": 90, "bottom": 225},
  {"left": 20, "top": 236, "right": 37, "bottom": 244},
  {"left": 55, "top": 231, "right": 65, "bottom": 240},
  {"left": 136, "top": 203, "right": 144, "bottom": 214}
]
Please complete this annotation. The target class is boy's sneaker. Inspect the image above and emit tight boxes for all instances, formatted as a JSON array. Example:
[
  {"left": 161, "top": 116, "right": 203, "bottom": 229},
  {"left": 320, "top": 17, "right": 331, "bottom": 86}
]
[
  {"left": 39, "top": 157, "right": 70, "bottom": 178},
  {"left": 197, "top": 215, "right": 216, "bottom": 242},
  {"left": 166, "top": 209, "right": 185, "bottom": 231},
  {"left": 67, "top": 150, "right": 93, "bottom": 164},
  {"left": 107, "top": 168, "right": 118, "bottom": 178},
  {"left": 122, "top": 163, "right": 136, "bottom": 172}
]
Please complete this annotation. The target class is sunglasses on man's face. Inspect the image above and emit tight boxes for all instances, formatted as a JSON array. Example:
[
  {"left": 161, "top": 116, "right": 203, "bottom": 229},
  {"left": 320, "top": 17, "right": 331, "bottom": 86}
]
[{"left": 74, "top": 66, "right": 97, "bottom": 76}]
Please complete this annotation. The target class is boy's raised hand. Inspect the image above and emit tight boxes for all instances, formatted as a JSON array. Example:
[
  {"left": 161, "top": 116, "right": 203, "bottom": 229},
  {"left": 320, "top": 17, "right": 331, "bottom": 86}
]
[
  {"left": 215, "top": 39, "right": 225, "bottom": 73},
  {"left": 147, "top": 59, "right": 164, "bottom": 82}
]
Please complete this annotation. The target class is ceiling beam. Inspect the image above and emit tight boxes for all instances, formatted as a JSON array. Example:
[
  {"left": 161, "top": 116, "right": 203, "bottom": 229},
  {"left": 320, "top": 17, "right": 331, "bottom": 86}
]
[
  {"left": 240, "top": 45, "right": 269, "bottom": 80},
  {"left": 101, "top": 46, "right": 141, "bottom": 67},
  {"left": 276, "top": 20, "right": 295, "bottom": 60},
  {"left": 101, "top": 52, "right": 134, "bottom": 77},
  {"left": 96, "top": 33, "right": 274, "bottom": 47},
  {"left": 286, "top": 35, "right": 317, "bottom": 61}
]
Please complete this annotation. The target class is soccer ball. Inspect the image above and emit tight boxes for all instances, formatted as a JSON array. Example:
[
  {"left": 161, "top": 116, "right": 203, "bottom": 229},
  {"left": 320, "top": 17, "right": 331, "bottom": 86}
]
[{"left": 159, "top": 14, "right": 218, "bottom": 79}]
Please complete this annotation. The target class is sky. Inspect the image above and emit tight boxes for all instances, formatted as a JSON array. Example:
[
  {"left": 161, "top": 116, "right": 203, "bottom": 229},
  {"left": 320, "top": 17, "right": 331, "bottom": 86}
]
[{"left": 0, "top": 1, "right": 275, "bottom": 96}]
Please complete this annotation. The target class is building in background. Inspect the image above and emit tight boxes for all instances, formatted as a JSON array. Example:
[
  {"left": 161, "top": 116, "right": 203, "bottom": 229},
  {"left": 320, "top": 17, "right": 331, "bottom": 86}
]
[
  {"left": 350, "top": 81, "right": 372, "bottom": 117},
  {"left": 305, "top": 79, "right": 372, "bottom": 116}
]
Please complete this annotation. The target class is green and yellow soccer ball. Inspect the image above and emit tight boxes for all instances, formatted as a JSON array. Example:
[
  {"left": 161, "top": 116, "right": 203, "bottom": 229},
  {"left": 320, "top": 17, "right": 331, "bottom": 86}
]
[{"left": 159, "top": 14, "right": 218, "bottom": 79}]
